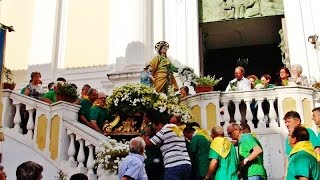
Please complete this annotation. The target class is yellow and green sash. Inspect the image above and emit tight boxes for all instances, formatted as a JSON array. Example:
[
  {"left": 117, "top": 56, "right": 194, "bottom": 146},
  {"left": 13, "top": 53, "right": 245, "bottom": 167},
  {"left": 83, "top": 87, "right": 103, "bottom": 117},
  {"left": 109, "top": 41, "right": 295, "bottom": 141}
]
[
  {"left": 289, "top": 141, "right": 317, "bottom": 159},
  {"left": 210, "top": 137, "right": 232, "bottom": 158}
]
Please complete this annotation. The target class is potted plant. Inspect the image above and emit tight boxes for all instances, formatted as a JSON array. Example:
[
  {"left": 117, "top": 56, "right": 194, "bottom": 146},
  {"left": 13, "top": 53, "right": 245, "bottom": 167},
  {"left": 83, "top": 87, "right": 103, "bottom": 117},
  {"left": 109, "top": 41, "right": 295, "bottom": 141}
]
[
  {"left": 2, "top": 66, "right": 16, "bottom": 90},
  {"left": 56, "top": 83, "right": 79, "bottom": 103},
  {"left": 194, "top": 75, "right": 222, "bottom": 93}
]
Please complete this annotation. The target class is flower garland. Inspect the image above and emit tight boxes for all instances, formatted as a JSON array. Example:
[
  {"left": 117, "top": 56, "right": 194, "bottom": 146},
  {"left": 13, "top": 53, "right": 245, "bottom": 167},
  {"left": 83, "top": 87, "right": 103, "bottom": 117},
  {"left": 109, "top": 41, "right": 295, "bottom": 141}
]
[{"left": 95, "top": 137, "right": 129, "bottom": 174}]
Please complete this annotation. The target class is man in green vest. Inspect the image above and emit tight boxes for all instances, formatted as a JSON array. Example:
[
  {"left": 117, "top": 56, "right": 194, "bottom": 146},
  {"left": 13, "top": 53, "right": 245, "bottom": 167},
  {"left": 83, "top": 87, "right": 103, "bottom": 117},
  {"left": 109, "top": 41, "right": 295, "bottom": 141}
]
[
  {"left": 183, "top": 125, "right": 210, "bottom": 180},
  {"left": 227, "top": 123, "right": 266, "bottom": 180},
  {"left": 205, "top": 126, "right": 238, "bottom": 180},
  {"left": 287, "top": 126, "right": 320, "bottom": 180},
  {"left": 89, "top": 92, "right": 112, "bottom": 133},
  {"left": 312, "top": 107, "right": 320, "bottom": 154},
  {"left": 284, "top": 111, "right": 320, "bottom": 160},
  {"left": 78, "top": 88, "right": 98, "bottom": 128}
]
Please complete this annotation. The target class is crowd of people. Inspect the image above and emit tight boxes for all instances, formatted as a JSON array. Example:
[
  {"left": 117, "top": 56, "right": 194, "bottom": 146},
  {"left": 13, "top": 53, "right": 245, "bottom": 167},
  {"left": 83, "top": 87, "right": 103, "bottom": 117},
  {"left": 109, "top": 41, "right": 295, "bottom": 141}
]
[
  {"left": 10, "top": 40, "right": 320, "bottom": 180},
  {"left": 0, "top": 161, "right": 88, "bottom": 180},
  {"left": 118, "top": 109, "right": 320, "bottom": 180}
]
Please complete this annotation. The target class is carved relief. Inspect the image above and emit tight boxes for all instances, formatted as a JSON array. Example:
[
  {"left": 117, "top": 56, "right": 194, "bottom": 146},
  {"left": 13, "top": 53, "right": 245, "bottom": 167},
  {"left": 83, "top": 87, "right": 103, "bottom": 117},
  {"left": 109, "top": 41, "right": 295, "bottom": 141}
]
[{"left": 200, "top": 0, "right": 284, "bottom": 23}]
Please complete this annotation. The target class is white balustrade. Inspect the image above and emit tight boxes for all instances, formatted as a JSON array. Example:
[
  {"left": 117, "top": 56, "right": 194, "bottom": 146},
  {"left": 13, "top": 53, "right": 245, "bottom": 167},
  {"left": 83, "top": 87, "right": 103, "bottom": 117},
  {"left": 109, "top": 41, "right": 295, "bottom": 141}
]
[
  {"left": 233, "top": 100, "right": 242, "bottom": 123},
  {"left": 268, "top": 99, "right": 278, "bottom": 128},
  {"left": 244, "top": 100, "right": 254, "bottom": 127},
  {"left": 87, "top": 144, "right": 97, "bottom": 180},
  {"left": 13, "top": 103, "right": 22, "bottom": 133},
  {"left": 2, "top": 86, "right": 318, "bottom": 180},
  {"left": 26, "top": 108, "right": 35, "bottom": 139},
  {"left": 77, "top": 138, "right": 86, "bottom": 170},
  {"left": 67, "top": 133, "right": 77, "bottom": 167}
]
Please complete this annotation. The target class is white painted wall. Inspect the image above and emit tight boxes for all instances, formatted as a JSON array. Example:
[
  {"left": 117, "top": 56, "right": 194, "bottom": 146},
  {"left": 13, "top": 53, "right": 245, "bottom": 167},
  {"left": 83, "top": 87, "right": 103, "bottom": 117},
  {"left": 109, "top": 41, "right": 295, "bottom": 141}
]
[
  {"left": 284, "top": 0, "right": 320, "bottom": 81},
  {"left": 2, "top": 136, "right": 59, "bottom": 180}
]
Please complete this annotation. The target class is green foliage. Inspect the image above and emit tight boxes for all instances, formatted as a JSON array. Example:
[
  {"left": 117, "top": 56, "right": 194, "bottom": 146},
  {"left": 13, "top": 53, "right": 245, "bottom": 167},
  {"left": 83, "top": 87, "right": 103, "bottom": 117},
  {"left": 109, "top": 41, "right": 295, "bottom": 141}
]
[
  {"left": 194, "top": 75, "right": 222, "bottom": 87},
  {"left": 3, "top": 66, "right": 15, "bottom": 84},
  {"left": 57, "top": 83, "right": 79, "bottom": 100}
]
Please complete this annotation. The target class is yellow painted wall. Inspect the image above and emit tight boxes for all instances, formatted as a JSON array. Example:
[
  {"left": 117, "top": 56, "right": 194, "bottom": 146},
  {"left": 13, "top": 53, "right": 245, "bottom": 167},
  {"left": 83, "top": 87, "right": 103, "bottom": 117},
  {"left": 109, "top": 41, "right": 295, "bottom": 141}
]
[
  {"left": 206, "top": 103, "right": 216, "bottom": 131},
  {"left": 302, "top": 99, "right": 312, "bottom": 127},
  {"left": 64, "top": 0, "right": 110, "bottom": 68},
  {"left": 36, "top": 114, "right": 48, "bottom": 150},
  {"left": 49, "top": 115, "right": 60, "bottom": 160},
  {"left": 282, "top": 98, "right": 296, "bottom": 114},
  {"left": 1, "top": 0, "right": 35, "bottom": 70},
  {"left": 191, "top": 105, "right": 201, "bottom": 127}
]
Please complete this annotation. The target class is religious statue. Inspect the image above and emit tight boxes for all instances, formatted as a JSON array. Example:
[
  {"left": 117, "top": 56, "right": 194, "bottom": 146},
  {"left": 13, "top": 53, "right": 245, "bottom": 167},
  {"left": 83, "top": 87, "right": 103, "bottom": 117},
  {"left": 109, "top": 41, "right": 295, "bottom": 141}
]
[{"left": 149, "top": 41, "right": 179, "bottom": 94}]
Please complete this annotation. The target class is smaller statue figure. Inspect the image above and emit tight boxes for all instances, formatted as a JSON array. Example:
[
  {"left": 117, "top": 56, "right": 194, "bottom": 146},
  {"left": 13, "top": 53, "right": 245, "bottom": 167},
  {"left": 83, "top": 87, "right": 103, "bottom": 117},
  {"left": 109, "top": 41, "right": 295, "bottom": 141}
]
[{"left": 140, "top": 64, "right": 155, "bottom": 87}]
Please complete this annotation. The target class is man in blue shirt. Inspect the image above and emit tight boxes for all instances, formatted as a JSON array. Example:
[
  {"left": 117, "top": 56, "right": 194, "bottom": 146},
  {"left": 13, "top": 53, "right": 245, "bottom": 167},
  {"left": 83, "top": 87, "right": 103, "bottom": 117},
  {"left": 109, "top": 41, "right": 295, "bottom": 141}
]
[{"left": 118, "top": 137, "right": 148, "bottom": 180}]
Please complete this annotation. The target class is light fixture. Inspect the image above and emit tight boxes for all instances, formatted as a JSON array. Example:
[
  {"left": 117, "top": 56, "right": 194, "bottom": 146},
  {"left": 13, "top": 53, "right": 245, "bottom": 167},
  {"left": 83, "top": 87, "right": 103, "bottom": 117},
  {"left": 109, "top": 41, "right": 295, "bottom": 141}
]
[
  {"left": 308, "top": 34, "right": 318, "bottom": 49},
  {"left": 237, "top": 57, "right": 249, "bottom": 66}
]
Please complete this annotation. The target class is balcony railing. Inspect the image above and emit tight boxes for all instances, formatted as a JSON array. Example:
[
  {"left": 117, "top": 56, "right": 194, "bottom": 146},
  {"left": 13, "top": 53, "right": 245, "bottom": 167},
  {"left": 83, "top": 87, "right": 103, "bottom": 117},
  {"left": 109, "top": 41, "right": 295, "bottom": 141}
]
[{"left": 1, "top": 86, "right": 319, "bottom": 179}]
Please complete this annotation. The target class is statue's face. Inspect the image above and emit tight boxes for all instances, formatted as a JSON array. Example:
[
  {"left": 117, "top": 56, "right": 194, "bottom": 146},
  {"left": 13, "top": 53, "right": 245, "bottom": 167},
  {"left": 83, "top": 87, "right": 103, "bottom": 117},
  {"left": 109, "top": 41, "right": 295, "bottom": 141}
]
[{"left": 160, "top": 46, "right": 168, "bottom": 54}]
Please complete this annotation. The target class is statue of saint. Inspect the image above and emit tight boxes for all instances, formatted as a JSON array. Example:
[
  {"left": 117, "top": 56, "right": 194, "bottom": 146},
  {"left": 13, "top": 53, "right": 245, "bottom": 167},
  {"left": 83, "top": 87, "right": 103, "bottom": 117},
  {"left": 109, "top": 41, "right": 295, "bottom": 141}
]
[{"left": 149, "top": 41, "right": 179, "bottom": 94}]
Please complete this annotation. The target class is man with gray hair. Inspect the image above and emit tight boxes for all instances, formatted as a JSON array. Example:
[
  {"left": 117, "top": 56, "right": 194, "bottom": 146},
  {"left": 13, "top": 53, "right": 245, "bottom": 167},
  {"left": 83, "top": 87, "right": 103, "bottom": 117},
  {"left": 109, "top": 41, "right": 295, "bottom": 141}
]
[{"left": 119, "top": 137, "right": 148, "bottom": 180}]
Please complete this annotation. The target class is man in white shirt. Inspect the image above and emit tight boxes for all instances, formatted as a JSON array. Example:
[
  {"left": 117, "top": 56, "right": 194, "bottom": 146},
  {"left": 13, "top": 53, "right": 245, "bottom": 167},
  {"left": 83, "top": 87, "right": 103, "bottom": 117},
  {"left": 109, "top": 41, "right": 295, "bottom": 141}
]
[
  {"left": 225, "top": 66, "right": 251, "bottom": 91},
  {"left": 223, "top": 66, "right": 251, "bottom": 122}
]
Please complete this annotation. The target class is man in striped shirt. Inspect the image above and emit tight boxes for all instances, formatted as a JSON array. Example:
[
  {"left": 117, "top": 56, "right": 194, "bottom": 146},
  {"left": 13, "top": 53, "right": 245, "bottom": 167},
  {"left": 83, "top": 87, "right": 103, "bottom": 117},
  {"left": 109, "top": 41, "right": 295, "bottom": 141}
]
[
  {"left": 143, "top": 117, "right": 191, "bottom": 180},
  {"left": 118, "top": 137, "right": 148, "bottom": 180}
]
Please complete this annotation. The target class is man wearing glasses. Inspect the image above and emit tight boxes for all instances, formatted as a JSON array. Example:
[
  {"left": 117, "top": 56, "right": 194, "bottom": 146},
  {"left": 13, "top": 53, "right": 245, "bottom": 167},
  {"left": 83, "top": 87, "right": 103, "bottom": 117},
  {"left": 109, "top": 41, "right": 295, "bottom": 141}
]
[
  {"left": 227, "top": 123, "right": 266, "bottom": 180},
  {"left": 89, "top": 92, "right": 111, "bottom": 133}
]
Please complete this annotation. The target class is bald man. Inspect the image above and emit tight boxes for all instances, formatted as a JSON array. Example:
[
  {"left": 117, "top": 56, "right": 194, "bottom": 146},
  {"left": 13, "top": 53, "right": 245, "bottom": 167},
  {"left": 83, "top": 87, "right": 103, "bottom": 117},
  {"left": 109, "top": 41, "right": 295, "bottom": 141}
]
[{"left": 205, "top": 126, "right": 238, "bottom": 180}]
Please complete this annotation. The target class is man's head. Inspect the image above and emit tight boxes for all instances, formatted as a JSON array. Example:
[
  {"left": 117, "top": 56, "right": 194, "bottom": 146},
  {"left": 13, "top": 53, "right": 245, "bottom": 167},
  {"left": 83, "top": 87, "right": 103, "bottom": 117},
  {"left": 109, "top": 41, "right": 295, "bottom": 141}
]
[
  {"left": 283, "top": 111, "right": 301, "bottom": 133},
  {"left": 16, "top": 161, "right": 43, "bottom": 180},
  {"left": 211, "top": 126, "right": 224, "bottom": 139},
  {"left": 81, "top": 84, "right": 91, "bottom": 96},
  {"left": 70, "top": 173, "right": 88, "bottom": 180},
  {"left": 47, "top": 82, "right": 54, "bottom": 90},
  {"left": 240, "top": 123, "right": 251, "bottom": 133},
  {"left": 87, "top": 88, "right": 98, "bottom": 103},
  {"left": 56, "top": 77, "right": 66, "bottom": 83},
  {"left": 312, "top": 107, "right": 320, "bottom": 126},
  {"left": 129, "top": 137, "right": 145, "bottom": 155},
  {"left": 227, "top": 123, "right": 241, "bottom": 141},
  {"left": 96, "top": 92, "right": 106, "bottom": 107},
  {"left": 183, "top": 126, "right": 195, "bottom": 141},
  {"left": 234, "top": 66, "right": 245, "bottom": 80},
  {"left": 289, "top": 126, "right": 309, "bottom": 147},
  {"left": 169, "top": 115, "right": 181, "bottom": 124}
]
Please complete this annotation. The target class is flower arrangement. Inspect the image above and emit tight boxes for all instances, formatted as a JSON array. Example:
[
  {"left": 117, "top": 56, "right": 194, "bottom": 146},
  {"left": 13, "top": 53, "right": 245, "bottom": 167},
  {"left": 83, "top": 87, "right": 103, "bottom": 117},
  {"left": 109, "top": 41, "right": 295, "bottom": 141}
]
[
  {"left": 178, "top": 66, "right": 197, "bottom": 86},
  {"left": 194, "top": 75, "right": 222, "bottom": 87},
  {"left": 56, "top": 83, "right": 79, "bottom": 103},
  {"left": 106, "top": 84, "right": 159, "bottom": 116},
  {"left": 312, "top": 81, "right": 320, "bottom": 90},
  {"left": 55, "top": 170, "right": 67, "bottom": 180},
  {"left": 95, "top": 137, "right": 129, "bottom": 174},
  {"left": 106, "top": 83, "right": 192, "bottom": 123},
  {"left": 3, "top": 66, "right": 15, "bottom": 84},
  {"left": 153, "top": 86, "right": 192, "bottom": 123},
  {"left": 2, "top": 66, "right": 16, "bottom": 90}
]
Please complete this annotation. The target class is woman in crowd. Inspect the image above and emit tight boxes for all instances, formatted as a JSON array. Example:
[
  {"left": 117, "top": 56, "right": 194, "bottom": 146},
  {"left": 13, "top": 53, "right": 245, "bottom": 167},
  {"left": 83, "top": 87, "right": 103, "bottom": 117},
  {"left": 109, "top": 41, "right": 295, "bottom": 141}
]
[
  {"left": 260, "top": 74, "right": 275, "bottom": 89},
  {"left": 149, "top": 41, "right": 179, "bottom": 94},
  {"left": 247, "top": 74, "right": 258, "bottom": 89},
  {"left": 288, "top": 64, "right": 309, "bottom": 86},
  {"left": 179, "top": 86, "right": 189, "bottom": 99},
  {"left": 275, "top": 67, "right": 291, "bottom": 86},
  {"left": 24, "top": 71, "right": 44, "bottom": 99}
]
